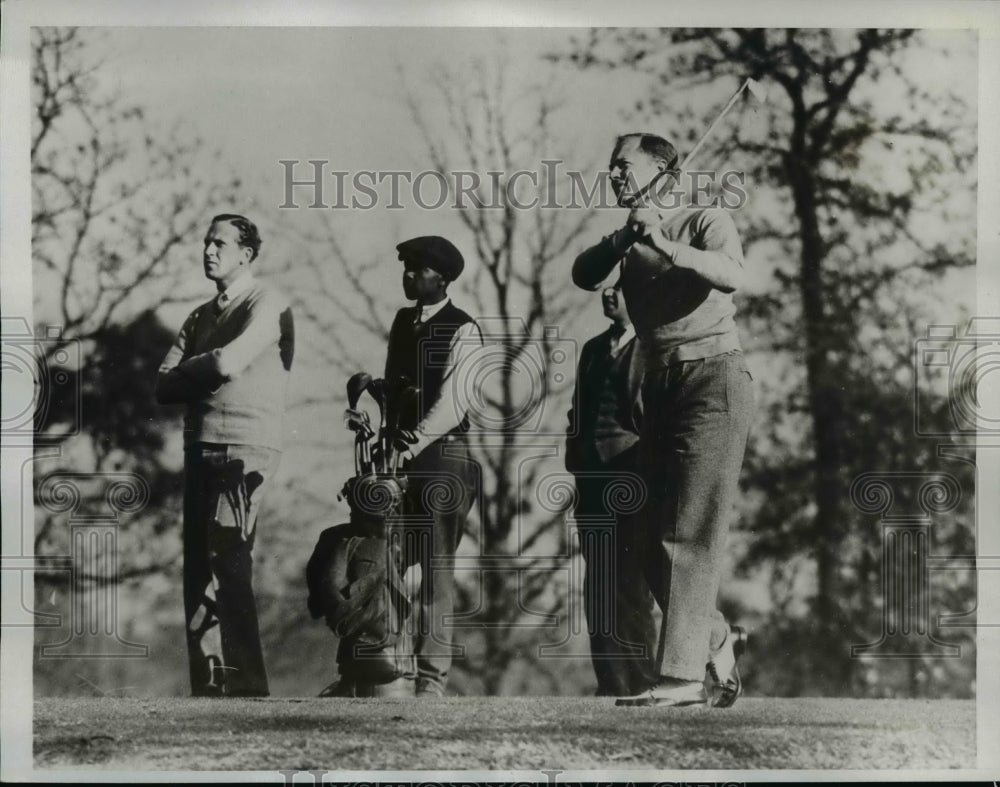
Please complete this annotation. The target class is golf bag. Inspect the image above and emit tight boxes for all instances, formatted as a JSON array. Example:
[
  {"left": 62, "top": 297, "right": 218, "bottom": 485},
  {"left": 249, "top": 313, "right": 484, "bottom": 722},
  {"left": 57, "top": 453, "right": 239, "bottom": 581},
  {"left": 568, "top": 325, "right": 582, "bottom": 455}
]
[
  {"left": 306, "top": 374, "right": 420, "bottom": 688},
  {"left": 305, "top": 515, "right": 412, "bottom": 685}
]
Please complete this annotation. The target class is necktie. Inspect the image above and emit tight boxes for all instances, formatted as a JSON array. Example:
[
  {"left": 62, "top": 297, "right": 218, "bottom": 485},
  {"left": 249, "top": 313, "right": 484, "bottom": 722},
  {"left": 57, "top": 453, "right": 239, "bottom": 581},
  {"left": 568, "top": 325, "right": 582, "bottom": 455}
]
[
  {"left": 608, "top": 325, "right": 626, "bottom": 356},
  {"left": 214, "top": 292, "right": 229, "bottom": 315}
]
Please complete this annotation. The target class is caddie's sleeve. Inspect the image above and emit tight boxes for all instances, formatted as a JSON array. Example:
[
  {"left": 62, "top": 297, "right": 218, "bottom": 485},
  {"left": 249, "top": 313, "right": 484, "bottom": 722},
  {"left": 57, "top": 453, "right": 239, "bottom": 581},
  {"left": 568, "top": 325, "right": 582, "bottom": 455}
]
[{"left": 410, "top": 320, "right": 483, "bottom": 457}]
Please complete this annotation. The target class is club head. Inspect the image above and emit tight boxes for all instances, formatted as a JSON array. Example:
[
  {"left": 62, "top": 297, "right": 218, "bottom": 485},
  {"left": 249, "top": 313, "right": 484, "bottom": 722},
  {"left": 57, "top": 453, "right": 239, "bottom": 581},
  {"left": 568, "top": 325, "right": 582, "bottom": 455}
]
[
  {"left": 344, "top": 409, "right": 371, "bottom": 434},
  {"left": 746, "top": 78, "right": 767, "bottom": 103},
  {"left": 346, "top": 372, "right": 373, "bottom": 410},
  {"left": 367, "top": 378, "right": 386, "bottom": 407}
]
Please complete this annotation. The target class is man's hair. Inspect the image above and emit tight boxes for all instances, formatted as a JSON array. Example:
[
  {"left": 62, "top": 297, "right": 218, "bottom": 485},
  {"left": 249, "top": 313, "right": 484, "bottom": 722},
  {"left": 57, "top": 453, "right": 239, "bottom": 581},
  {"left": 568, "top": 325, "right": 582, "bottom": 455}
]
[
  {"left": 211, "top": 213, "right": 262, "bottom": 261},
  {"left": 616, "top": 133, "right": 679, "bottom": 170}
]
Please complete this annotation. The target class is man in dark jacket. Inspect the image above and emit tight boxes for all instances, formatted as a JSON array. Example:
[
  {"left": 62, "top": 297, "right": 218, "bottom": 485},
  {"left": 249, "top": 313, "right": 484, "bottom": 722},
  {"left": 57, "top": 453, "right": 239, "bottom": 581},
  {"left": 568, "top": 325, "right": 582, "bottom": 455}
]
[{"left": 566, "top": 280, "right": 657, "bottom": 697}]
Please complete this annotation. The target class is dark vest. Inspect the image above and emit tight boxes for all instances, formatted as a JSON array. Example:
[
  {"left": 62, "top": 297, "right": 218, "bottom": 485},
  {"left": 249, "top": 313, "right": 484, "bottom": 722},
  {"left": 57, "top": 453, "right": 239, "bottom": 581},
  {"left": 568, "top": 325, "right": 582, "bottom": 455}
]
[
  {"left": 385, "top": 301, "right": 475, "bottom": 432},
  {"left": 591, "top": 346, "right": 635, "bottom": 445},
  {"left": 566, "top": 328, "right": 644, "bottom": 469}
]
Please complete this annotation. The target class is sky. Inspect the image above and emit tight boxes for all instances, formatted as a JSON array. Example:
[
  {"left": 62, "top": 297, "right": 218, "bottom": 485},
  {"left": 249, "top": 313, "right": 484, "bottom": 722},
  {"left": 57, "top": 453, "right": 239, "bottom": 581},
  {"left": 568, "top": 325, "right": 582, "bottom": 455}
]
[
  {"left": 91, "top": 27, "right": 666, "bottom": 364},
  {"left": 104, "top": 27, "right": 639, "bottom": 249},
  {"left": 40, "top": 26, "right": 981, "bottom": 498},
  {"left": 96, "top": 26, "right": 978, "bottom": 296}
]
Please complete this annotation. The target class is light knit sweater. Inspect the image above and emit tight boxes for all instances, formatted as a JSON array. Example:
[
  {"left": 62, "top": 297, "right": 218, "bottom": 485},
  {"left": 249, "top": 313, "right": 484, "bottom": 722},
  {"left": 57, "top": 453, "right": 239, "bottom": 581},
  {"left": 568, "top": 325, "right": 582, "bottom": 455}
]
[
  {"left": 156, "top": 277, "right": 294, "bottom": 450},
  {"left": 573, "top": 207, "right": 745, "bottom": 367}
]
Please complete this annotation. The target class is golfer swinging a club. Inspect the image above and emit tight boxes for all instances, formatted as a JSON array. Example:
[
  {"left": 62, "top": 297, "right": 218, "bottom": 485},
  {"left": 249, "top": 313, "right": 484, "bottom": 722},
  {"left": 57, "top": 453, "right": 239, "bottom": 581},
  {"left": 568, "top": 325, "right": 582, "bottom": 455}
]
[{"left": 573, "top": 133, "right": 752, "bottom": 708}]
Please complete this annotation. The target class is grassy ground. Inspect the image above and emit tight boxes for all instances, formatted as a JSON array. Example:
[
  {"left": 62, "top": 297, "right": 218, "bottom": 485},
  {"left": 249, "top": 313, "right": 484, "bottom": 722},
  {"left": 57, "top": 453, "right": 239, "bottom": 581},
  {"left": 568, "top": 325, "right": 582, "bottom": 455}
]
[{"left": 33, "top": 696, "right": 974, "bottom": 772}]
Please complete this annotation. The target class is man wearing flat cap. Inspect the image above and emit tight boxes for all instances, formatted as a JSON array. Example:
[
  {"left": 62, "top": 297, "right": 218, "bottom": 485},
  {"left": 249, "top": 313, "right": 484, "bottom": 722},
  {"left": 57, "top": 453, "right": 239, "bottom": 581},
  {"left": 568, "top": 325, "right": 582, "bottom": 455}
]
[{"left": 383, "top": 235, "right": 482, "bottom": 696}]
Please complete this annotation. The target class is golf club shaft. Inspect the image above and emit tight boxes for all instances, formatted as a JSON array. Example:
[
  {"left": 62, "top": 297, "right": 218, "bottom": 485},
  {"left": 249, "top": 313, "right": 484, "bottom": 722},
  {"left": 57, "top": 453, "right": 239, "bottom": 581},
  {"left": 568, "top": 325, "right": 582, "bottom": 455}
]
[
  {"left": 641, "top": 78, "right": 755, "bottom": 213},
  {"left": 678, "top": 78, "right": 752, "bottom": 174},
  {"left": 370, "top": 380, "right": 387, "bottom": 474}
]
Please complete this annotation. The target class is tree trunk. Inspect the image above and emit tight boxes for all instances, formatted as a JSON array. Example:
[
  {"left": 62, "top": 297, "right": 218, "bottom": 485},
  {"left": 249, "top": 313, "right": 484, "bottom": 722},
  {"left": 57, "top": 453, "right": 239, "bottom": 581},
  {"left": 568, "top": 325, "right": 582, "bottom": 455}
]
[{"left": 785, "top": 149, "right": 851, "bottom": 690}]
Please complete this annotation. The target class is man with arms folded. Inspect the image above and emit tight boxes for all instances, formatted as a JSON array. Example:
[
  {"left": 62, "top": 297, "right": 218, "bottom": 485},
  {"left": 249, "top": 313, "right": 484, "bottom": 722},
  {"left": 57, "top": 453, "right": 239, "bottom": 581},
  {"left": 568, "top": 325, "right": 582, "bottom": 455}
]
[{"left": 157, "top": 213, "right": 293, "bottom": 697}]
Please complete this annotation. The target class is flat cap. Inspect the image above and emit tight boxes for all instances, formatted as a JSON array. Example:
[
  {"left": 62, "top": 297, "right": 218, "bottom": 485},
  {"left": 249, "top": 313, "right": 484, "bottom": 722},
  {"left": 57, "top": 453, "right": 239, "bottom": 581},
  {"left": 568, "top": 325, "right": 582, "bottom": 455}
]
[{"left": 396, "top": 235, "right": 465, "bottom": 282}]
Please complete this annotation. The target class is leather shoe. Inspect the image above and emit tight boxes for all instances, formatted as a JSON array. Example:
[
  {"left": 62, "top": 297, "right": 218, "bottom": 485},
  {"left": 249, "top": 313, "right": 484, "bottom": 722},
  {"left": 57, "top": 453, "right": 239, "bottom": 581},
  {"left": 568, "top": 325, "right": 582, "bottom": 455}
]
[
  {"left": 706, "top": 624, "right": 747, "bottom": 708},
  {"left": 371, "top": 677, "right": 415, "bottom": 698},
  {"left": 614, "top": 678, "right": 707, "bottom": 707},
  {"left": 415, "top": 680, "right": 445, "bottom": 697},
  {"left": 318, "top": 679, "right": 356, "bottom": 697},
  {"left": 321, "top": 677, "right": 415, "bottom": 698}
]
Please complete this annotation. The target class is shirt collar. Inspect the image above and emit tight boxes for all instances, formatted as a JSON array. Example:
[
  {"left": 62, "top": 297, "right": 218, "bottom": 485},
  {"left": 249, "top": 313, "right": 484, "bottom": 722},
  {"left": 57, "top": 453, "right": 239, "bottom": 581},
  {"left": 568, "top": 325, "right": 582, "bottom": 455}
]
[
  {"left": 609, "top": 323, "right": 635, "bottom": 355},
  {"left": 216, "top": 271, "right": 255, "bottom": 306},
  {"left": 416, "top": 297, "right": 450, "bottom": 323}
]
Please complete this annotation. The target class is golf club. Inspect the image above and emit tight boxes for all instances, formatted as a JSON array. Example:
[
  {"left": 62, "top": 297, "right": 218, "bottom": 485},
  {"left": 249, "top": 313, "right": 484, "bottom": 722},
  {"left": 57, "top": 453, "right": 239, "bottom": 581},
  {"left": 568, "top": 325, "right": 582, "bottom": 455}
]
[
  {"left": 357, "top": 417, "right": 375, "bottom": 475},
  {"left": 386, "top": 380, "right": 418, "bottom": 477},
  {"left": 368, "top": 378, "right": 388, "bottom": 473},
  {"left": 346, "top": 372, "right": 375, "bottom": 474},
  {"left": 347, "top": 372, "right": 372, "bottom": 409},
  {"left": 392, "top": 386, "right": 421, "bottom": 477},
  {"left": 633, "top": 77, "right": 767, "bottom": 214}
]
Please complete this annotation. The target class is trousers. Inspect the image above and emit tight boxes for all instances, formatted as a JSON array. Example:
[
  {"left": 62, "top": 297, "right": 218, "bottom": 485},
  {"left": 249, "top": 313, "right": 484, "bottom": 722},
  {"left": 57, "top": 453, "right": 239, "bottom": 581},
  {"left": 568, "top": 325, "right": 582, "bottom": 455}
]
[
  {"left": 398, "top": 434, "right": 479, "bottom": 693},
  {"left": 637, "top": 350, "right": 753, "bottom": 682},
  {"left": 574, "top": 446, "right": 658, "bottom": 696},
  {"left": 183, "top": 443, "right": 280, "bottom": 696}
]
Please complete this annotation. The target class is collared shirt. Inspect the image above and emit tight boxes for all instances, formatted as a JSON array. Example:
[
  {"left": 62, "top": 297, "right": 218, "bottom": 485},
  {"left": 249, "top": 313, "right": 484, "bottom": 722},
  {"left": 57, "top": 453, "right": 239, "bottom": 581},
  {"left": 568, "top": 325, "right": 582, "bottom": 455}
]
[
  {"left": 414, "top": 296, "right": 452, "bottom": 324},
  {"left": 608, "top": 323, "right": 635, "bottom": 358},
  {"left": 215, "top": 271, "right": 255, "bottom": 313}
]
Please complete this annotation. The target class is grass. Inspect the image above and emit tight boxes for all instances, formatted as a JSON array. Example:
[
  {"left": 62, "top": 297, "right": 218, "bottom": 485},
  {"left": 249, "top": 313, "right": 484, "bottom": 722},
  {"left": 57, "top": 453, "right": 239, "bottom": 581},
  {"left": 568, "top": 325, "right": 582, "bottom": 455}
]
[{"left": 33, "top": 696, "right": 974, "bottom": 772}]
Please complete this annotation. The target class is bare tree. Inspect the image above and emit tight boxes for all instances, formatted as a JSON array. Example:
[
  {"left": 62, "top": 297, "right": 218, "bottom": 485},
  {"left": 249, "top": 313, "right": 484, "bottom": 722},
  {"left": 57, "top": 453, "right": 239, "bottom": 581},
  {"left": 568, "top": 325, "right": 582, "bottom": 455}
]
[
  {"left": 397, "top": 55, "right": 606, "bottom": 694},
  {"left": 274, "top": 52, "right": 602, "bottom": 693},
  {"left": 31, "top": 27, "right": 242, "bottom": 582}
]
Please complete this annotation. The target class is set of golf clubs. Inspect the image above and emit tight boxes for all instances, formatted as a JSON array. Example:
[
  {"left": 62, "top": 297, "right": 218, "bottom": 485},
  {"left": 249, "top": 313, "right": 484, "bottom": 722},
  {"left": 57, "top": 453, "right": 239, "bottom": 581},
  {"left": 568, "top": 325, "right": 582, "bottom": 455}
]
[{"left": 344, "top": 371, "right": 420, "bottom": 479}]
